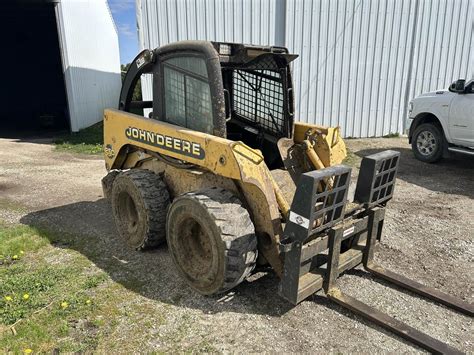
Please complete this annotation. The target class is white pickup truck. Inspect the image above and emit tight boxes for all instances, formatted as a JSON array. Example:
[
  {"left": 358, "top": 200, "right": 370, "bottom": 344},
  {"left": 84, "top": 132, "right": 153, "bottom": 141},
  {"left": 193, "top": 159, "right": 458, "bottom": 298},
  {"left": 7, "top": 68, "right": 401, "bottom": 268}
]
[{"left": 408, "top": 79, "right": 474, "bottom": 162}]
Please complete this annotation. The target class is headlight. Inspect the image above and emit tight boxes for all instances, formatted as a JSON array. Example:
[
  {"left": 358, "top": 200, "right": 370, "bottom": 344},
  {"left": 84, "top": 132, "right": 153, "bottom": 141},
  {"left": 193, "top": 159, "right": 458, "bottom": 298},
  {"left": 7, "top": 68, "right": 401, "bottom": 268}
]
[{"left": 219, "top": 44, "right": 232, "bottom": 56}]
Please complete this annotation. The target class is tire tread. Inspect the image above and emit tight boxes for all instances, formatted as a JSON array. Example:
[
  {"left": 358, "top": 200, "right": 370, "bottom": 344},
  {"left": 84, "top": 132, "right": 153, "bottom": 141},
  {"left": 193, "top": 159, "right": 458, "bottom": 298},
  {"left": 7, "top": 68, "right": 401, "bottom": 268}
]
[
  {"left": 173, "top": 187, "right": 257, "bottom": 293},
  {"left": 113, "top": 169, "right": 170, "bottom": 250}
]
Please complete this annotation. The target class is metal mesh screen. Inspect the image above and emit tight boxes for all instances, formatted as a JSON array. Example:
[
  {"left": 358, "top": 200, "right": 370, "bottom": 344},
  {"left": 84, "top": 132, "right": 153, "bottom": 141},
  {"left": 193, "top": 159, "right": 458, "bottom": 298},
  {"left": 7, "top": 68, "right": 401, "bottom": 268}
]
[
  {"left": 310, "top": 168, "right": 351, "bottom": 234},
  {"left": 164, "top": 67, "right": 186, "bottom": 126},
  {"left": 370, "top": 155, "right": 399, "bottom": 204},
  {"left": 232, "top": 69, "right": 285, "bottom": 136},
  {"left": 163, "top": 62, "right": 213, "bottom": 134},
  {"left": 354, "top": 150, "right": 400, "bottom": 208}
]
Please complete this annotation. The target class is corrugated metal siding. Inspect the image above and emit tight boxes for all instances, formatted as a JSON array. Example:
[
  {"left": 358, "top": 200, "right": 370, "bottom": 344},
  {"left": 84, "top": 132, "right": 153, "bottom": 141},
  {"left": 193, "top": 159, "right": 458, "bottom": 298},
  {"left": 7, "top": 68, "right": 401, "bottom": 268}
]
[
  {"left": 137, "top": 0, "right": 278, "bottom": 47},
  {"left": 409, "top": 0, "right": 473, "bottom": 103},
  {"left": 137, "top": 0, "right": 473, "bottom": 137},
  {"left": 136, "top": 0, "right": 280, "bottom": 110},
  {"left": 56, "top": 0, "right": 121, "bottom": 132}
]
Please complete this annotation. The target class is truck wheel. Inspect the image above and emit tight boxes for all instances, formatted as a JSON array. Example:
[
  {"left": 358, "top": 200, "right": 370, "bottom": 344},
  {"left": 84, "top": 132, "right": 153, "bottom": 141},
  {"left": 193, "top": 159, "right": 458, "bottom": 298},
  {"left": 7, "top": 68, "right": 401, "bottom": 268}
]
[
  {"left": 411, "top": 123, "right": 444, "bottom": 163},
  {"left": 166, "top": 188, "right": 257, "bottom": 295},
  {"left": 111, "top": 169, "right": 170, "bottom": 250}
]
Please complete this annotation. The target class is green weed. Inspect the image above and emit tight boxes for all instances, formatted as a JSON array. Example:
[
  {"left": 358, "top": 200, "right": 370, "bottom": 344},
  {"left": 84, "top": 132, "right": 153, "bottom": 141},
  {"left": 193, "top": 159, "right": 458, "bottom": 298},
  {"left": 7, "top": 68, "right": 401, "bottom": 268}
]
[
  {"left": 53, "top": 122, "right": 103, "bottom": 155},
  {"left": 382, "top": 132, "right": 400, "bottom": 138},
  {"left": 0, "top": 224, "right": 108, "bottom": 353},
  {"left": 0, "top": 225, "right": 49, "bottom": 265}
]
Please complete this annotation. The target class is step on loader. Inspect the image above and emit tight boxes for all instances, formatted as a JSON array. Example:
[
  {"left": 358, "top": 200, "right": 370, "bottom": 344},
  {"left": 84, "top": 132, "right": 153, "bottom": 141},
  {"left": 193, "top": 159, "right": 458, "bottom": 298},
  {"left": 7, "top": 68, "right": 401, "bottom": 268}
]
[{"left": 102, "top": 41, "right": 473, "bottom": 353}]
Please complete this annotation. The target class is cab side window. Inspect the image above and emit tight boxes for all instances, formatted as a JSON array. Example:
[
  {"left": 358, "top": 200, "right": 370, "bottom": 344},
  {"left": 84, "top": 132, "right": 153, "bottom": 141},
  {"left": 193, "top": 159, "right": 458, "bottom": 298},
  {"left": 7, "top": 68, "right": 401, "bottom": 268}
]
[{"left": 162, "top": 57, "right": 213, "bottom": 134}]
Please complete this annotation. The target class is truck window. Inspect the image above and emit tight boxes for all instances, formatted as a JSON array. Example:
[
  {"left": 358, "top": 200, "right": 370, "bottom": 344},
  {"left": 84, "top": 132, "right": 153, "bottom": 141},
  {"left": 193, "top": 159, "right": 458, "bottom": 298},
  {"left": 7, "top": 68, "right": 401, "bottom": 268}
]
[{"left": 162, "top": 56, "right": 213, "bottom": 134}]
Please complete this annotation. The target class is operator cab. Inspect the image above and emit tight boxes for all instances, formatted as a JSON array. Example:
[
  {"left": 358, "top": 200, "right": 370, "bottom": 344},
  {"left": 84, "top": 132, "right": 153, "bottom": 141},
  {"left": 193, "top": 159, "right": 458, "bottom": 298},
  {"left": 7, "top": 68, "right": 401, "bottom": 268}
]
[{"left": 119, "top": 41, "right": 298, "bottom": 169}]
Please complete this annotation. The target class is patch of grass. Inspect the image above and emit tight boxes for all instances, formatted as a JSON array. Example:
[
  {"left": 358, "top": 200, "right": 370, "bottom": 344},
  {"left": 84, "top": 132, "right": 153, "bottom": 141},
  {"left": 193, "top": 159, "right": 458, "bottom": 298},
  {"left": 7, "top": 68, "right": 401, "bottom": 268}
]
[
  {"left": 382, "top": 132, "right": 400, "bottom": 138},
  {"left": 0, "top": 264, "right": 71, "bottom": 325},
  {"left": 54, "top": 122, "right": 103, "bottom": 155},
  {"left": 83, "top": 274, "right": 109, "bottom": 290},
  {"left": 0, "top": 225, "right": 49, "bottom": 264},
  {"left": 0, "top": 199, "right": 27, "bottom": 213},
  {"left": 0, "top": 223, "right": 190, "bottom": 353},
  {"left": 0, "top": 223, "right": 110, "bottom": 353}
]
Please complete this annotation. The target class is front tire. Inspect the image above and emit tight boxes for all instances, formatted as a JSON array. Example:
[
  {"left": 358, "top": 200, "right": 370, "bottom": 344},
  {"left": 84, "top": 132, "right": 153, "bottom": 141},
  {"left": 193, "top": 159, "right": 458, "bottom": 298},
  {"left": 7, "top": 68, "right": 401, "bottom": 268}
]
[
  {"left": 166, "top": 188, "right": 257, "bottom": 295},
  {"left": 111, "top": 169, "right": 170, "bottom": 250},
  {"left": 411, "top": 123, "right": 444, "bottom": 163}
]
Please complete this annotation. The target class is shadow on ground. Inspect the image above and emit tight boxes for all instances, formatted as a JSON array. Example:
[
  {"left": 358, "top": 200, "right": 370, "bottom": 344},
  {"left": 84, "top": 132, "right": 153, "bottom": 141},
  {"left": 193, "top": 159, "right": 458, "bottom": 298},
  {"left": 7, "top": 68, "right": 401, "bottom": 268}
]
[
  {"left": 18, "top": 147, "right": 474, "bottom": 316},
  {"left": 20, "top": 199, "right": 293, "bottom": 316},
  {"left": 19, "top": 199, "right": 422, "bottom": 349},
  {"left": 0, "top": 130, "right": 63, "bottom": 144},
  {"left": 355, "top": 147, "right": 474, "bottom": 198}
]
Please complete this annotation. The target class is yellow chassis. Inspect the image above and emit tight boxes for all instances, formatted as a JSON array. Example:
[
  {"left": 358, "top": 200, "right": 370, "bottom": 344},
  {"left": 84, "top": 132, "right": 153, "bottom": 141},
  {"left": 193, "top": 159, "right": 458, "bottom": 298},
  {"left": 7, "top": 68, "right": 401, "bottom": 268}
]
[{"left": 103, "top": 109, "right": 346, "bottom": 275}]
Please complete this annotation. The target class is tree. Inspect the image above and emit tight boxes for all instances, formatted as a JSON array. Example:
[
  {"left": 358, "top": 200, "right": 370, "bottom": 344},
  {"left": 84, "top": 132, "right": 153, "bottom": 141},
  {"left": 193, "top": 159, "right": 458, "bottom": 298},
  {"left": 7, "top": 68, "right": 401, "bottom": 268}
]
[{"left": 121, "top": 63, "right": 142, "bottom": 101}]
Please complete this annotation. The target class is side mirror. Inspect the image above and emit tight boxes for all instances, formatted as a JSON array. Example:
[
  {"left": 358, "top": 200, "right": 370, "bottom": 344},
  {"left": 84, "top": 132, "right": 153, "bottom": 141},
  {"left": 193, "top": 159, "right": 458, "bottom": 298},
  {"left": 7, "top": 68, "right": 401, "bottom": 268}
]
[{"left": 452, "top": 79, "right": 466, "bottom": 93}]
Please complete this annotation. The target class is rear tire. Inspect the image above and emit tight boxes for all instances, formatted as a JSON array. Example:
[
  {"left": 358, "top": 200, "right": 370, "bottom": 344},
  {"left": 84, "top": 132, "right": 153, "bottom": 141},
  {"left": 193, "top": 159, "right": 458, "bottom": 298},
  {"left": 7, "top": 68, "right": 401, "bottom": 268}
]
[
  {"left": 166, "top": 188, "right": 257, "bottom": 295},
  {"left": 111, "top": 169, "right": 170, "bottom": 250},
  {"left": 411, "top": 123, "right": 444, "bottom": 163},
  {"left": 102, "top": 170, "right": 120, "bottom": 200}
]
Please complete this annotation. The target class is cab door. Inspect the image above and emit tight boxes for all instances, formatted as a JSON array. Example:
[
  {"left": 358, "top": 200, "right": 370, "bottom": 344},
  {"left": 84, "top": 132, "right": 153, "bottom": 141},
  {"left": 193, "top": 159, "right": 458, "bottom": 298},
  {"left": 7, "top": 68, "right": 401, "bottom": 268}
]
[
  {"left": 449, "top": 80, "right": 474, "bottom": 146},
  {"left": 153, "top": 51, "right": 224, "bottom": 137}
]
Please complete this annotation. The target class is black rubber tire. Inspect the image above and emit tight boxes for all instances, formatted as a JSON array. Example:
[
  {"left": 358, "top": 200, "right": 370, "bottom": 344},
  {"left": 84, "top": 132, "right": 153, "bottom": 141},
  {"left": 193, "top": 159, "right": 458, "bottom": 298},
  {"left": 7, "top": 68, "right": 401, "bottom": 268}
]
[
  {"left": 166, "top": 187, "right": 257, "bottom": 295},
  {"left": 102, "top": 170, "right": 120, "bottom": 200},
  {"left": 411, "top": 123, "right": 444, "bottom": 163},
  {"left": 111, "top": 169, "right": 170, "bottom": 250}
]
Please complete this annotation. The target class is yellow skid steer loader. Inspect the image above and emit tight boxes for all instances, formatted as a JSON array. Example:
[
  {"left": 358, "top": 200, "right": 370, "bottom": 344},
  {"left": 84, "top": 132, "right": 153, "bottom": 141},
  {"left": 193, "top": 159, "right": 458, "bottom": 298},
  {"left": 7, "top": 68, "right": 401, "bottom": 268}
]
[{"left": 102, "top": 41, "right": 472, "bottom": 353}]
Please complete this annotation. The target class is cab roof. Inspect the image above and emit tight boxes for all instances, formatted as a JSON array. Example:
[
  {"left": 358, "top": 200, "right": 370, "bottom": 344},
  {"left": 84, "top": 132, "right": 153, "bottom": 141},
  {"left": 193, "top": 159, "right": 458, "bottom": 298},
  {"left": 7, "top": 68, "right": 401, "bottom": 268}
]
[{"left": 154, "top": 40, "right": 298, "bottom": 69}]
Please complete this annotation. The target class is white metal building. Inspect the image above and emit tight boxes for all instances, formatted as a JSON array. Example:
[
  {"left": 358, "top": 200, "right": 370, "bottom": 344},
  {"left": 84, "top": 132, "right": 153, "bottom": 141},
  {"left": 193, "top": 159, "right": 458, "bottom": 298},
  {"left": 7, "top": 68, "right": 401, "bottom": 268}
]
[
  {"left": 0, "top": 0, "right": 121, "bottom": 133},
  {"left": 136, "top": 0, "right": 473, "bottom": 138}
]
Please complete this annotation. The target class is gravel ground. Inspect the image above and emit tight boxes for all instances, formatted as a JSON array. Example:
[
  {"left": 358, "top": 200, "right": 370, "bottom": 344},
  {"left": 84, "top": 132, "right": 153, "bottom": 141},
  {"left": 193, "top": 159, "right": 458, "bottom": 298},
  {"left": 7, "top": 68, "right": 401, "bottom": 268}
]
[{"left": 0, "top": 136, "right": 472, "bottom": 353}]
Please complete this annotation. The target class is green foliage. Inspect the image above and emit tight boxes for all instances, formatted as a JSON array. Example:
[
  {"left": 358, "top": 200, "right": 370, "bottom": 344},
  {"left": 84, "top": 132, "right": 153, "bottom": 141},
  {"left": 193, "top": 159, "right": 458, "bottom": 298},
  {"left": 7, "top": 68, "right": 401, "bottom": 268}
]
[
  {"left": 53, "top": 122, "right": 103, "bottom": 155},
  {"left": 382, "top": 132, "right": 400, "bottom": 138},
  {"left": 0, "top": 222, "right": 211, "bottom": 353},
  {"left": 0, "top": 265, "right": 70, "bottom": 325},
  {"left": 83, "top": 274, "right": 108, "bottom": 290},
  {"left": 0, "top": 224, "right": 109, "bottom": 352},
  {"left": 121, "top": 63, "right": 142, "bottom": 101},
  {"left": 0, "top": 225, "right": 49, "bottom": 265}
]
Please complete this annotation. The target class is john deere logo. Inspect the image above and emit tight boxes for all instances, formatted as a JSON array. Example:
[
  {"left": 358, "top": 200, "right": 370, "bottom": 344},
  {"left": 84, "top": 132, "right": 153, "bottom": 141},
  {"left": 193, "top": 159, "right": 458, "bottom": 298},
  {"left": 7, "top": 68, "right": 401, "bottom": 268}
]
[{"left": 125, "top": 127, "right": 205, "bottom": 160}]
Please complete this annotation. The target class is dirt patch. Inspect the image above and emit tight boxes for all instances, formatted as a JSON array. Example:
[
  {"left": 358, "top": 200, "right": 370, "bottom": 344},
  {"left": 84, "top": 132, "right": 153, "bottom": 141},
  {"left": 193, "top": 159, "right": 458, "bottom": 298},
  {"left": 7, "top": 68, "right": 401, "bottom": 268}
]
[
  {"left": 0, "top": 138, "right": 104, "bottom": 216},
  {"left": 0, "top": 137, "right": 473, "bottom": 352}
]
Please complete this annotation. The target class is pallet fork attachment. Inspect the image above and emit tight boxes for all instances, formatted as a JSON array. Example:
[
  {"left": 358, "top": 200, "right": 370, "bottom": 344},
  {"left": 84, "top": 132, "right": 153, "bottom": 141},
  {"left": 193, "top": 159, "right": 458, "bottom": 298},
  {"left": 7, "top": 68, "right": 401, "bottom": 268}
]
[{"left": 279, "top": 151, "right": 473, "bottom": 354}]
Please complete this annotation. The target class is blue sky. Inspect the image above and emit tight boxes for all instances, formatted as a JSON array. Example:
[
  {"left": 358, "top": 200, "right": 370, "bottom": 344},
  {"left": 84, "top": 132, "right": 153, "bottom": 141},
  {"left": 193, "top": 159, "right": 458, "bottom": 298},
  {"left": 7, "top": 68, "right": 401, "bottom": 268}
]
[{"left": 108, "top": 0, "right": 139, "bottom": 64}]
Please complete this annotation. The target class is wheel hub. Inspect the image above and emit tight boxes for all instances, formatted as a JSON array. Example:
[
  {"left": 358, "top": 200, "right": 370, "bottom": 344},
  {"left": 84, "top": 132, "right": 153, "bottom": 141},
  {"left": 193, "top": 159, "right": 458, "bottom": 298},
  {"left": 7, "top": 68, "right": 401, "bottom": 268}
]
[
  {"left": 118, "top": 191, "right": 139, "bottom": 235},
  {"left": 176, "top": 216, "right": 215, "bottom": 282},
  {"left": 416, "top": 131, "right": 436, "bottom": 156}
]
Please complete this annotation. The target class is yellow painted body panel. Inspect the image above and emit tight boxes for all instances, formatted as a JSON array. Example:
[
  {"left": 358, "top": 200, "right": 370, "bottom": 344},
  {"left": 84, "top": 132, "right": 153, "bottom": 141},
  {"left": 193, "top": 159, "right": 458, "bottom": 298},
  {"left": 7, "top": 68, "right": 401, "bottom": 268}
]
[
  {"left": 105, "top": 109, "right": 242, "bottom": 179},
  {"left": 294, "top": 122, "right": 347, "bottom": 167},
  {"left": 104, "top": 108, "right": 284, "bottom": 273},
  {"left": 103, "top": 109, "right": 347, "bottom": 275}
]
